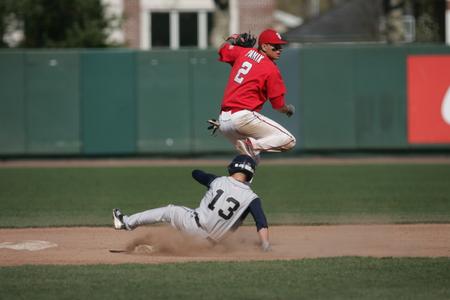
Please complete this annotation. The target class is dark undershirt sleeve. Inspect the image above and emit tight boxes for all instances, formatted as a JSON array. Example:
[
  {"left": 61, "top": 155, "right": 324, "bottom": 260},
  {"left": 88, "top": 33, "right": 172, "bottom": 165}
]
[
  {"left": 192, "top": 169, "right": 218, "bottom": 188},
  {"left": 245, "top": 198, "right": 268, "bottom": 231}
]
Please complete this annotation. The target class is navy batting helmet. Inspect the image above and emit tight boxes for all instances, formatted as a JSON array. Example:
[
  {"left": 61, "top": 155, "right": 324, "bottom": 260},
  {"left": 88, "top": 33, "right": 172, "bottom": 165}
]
[{"left": 227, "top": 155, "right": 256, "bottom": 182}]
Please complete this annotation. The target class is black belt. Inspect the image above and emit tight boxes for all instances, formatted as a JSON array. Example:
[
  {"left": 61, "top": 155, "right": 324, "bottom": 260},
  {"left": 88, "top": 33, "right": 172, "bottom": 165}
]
[
  {"left": 193, "top": 212, "right": 217, "bottom": 245},
  {"left": 193, "top": 212, "right": 203, "bottom": 229}
]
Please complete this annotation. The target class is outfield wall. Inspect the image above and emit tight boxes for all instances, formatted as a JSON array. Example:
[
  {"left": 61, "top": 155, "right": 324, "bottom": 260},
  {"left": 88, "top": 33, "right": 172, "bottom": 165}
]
[{"left": 1, "top": 45, "right": 449, "bottom": 156}]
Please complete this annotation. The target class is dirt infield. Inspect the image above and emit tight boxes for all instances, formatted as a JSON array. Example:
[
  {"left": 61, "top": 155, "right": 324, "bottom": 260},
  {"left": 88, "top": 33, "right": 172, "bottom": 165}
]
[
  {"left": 1, "top": 156, "right": 449, "bottom": 266},
  {"left": 1, "top": 224, "right": 449, "bottom": 266}
]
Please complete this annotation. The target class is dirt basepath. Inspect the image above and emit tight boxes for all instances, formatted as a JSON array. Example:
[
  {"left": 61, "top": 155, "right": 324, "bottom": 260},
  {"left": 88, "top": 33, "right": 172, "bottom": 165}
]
[
  {"left": 1, "top": 224, "right": 449, "bottom": 266},
  {"left": 1, "top": 157, "right": 449, "bottom": 265},
  {"left": 1, "top": 156, "right": 450, "bottom": 168}
]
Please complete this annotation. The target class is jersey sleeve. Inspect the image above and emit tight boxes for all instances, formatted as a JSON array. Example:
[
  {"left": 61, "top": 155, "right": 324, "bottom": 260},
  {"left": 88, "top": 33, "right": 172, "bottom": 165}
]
[
  {"left": 269, "top": 94, "right": 285, "bottom": 110},
  {"left": 192, "top": 170, "right": 218, "bottom": 188},
  {"left": 247, "top": 198, "right": 268, "bottom": 231},
  {"left": 267, "top": 69, "right": 287, "bottom": 109},
  {"left": 218, "top": 43, "right": 242, "bottom": 65}
]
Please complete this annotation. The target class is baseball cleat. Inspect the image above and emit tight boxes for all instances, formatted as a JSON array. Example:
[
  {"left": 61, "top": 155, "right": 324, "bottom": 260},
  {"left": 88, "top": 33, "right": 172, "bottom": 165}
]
[
  {"left": 112, "top": 208, "right": 126, "bottom": 230},
  {"left": 236, "top": 138, "right": 256, "bottom": 159}
]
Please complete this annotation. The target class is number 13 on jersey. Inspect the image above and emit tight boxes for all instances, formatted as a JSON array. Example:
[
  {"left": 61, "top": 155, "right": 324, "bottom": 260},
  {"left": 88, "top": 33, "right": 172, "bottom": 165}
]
[
  {"left": 208, "top": 189, "right": 240, "bottom": 220},
  {"left": 234, "top": 61, "right": 253, "bottom": 84}
]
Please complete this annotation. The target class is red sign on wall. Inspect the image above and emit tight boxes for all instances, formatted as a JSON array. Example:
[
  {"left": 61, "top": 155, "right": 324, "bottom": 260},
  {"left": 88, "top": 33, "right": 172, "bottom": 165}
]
[{"left": 407, "top": 55, "right": 450, "bottom": 144}]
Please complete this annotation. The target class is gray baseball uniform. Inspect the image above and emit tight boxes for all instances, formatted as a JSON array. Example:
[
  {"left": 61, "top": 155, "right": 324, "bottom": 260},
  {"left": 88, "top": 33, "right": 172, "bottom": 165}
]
[
  {"left": 195, "top": 175, "right": 258, "bottom": 241},
  {"left": 121, "top": 172, "right": 266, "bottom": 243}
]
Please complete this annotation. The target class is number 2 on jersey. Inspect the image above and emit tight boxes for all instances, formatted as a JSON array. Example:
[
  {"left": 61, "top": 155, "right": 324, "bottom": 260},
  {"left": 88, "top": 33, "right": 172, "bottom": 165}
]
[
  {"left": 208, "top": 189, "right": 240, "bottom": 220},
  {"left": 234, "top": 61, "right": 253, "bottom": 84}
]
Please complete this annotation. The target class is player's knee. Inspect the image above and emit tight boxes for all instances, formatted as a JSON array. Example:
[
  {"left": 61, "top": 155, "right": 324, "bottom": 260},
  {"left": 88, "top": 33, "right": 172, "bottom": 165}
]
[
  {"left": 282, "top": 136, "right": 296, "bottom": 151},
  {"left": 160, "top": 204, "right": 176, "bottom": 223}
]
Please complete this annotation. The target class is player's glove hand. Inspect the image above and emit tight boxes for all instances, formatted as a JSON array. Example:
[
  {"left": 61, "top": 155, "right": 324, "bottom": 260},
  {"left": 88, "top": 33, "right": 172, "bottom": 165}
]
[
  {"left": 285, "top": 104, "right": 295, "bottom": 117},
  {"left": 261, "top": 241, "right": 272, "bottom": 252},
  {"left": 207, "top": 119, "right": 220, "bottom": 136},
  {"left": 226, "top": 32, "right": 256, "bottom": 48}
]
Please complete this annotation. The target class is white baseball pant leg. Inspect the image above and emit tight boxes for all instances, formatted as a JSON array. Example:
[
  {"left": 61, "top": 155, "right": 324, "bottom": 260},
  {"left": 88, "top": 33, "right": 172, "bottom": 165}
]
[
  {"left": 122, "top": 205, "right": 209, "bottom": 239},
  {"left": 219, "top": 110, "right": 296, "bottom": 154}
]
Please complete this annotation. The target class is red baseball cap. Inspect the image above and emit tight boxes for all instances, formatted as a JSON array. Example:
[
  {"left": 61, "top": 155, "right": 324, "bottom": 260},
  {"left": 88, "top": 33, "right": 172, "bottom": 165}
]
[{"left": 258, "top": 29, "right": 287, "bottom": 46}]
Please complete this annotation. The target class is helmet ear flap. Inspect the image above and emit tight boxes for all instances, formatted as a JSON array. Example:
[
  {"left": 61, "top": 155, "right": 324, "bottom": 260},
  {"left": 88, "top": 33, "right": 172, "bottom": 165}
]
[{"left": 227, "top": 155, "right": 256, "bottom": 181}]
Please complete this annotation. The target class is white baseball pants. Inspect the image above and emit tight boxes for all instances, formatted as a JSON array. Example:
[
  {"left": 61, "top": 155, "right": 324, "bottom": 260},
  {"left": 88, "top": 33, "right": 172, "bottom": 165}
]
[
  {"left": 123, "top": 205, "right": 209, "bottom": 239},
  {"left": 219, "top": 110, "right": 296, "bottom": 156}
]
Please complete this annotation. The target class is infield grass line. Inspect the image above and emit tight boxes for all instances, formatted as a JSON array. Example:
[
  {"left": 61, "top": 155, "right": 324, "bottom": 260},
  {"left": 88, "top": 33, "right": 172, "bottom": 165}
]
[{"left": 0, "top": 164, "right": 449, "bottom": 227}]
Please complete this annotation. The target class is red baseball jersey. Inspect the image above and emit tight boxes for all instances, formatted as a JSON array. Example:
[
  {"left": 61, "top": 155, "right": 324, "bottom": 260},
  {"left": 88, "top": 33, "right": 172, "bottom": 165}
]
[{"left": 218, "top": 44, "right": 286, "bottom": 112}]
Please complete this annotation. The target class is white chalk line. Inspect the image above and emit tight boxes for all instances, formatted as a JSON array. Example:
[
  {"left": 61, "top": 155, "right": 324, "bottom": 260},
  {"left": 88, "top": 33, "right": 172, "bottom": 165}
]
[{"left": 0, "top": 240, "right": 58, "bottom": 251}]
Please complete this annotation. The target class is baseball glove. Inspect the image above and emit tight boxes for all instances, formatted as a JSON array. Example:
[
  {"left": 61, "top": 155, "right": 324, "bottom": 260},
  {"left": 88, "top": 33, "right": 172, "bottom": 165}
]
[
  {"left": 226, "top": 32, "right": 256, "bottom": 48},
  {"left": 207, "top": 119, "right": 220, "bottom": 136}
]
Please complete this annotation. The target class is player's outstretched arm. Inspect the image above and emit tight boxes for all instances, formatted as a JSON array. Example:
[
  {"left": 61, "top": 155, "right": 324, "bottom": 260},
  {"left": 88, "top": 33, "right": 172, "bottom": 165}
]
[
  {"left": 276, "top": 104, "right": 295, "bottom": 117},
  {"left": 248, "top": 198, "right": 271, "bottom": 252},
  {"left": 192, "top": 170, "right": 217, "bottom": 188}
]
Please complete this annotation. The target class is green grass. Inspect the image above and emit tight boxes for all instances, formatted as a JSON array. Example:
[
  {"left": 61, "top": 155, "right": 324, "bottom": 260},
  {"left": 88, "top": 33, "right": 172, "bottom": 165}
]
[
  {"left": 256, "top": 164, "right": 450, "bottom": 224},
  {"left": 1, "top": 163, "right": 449, "bottom": 299},
  {"left": 0, "top": 164, "right": 449, "bottom": 227},
  {"left": 0, "top": 258, "right": 449, "bottom": 300}
]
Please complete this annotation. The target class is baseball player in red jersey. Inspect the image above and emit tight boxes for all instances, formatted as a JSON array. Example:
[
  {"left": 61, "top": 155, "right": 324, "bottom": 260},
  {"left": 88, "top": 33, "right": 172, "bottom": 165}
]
[{"left": 211, "top": 29, "right": 296, "bottom": 163}]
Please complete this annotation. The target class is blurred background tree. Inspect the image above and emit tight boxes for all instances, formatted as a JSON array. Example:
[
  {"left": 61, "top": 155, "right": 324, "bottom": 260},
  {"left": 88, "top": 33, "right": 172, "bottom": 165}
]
[
  {"left": 0, "top": 0, "right": 121, "bottom": 48},
  {"left": 413, "top": 0, "right": 445, "bottom": 43},
  {"left": 0, "top": 0, "right": 15, "bottom": 47},
  {"left": 278, "top": 0, "right": 446, "bottom": 44},
  {"left": 1, "top": 0, "right": 447, "bottom": 47}
]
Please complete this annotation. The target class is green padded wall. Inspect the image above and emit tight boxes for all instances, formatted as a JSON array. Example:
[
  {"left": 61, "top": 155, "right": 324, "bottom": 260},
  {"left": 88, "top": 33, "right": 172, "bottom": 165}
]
[
  {"left": 136, "top": 51, "right": 191, "bottom": 153},
  {"left": 297, "top": 45, "right": 450, "bottom": 151},
  {"left": 299, "top": 47, "right": 357, "bottom": 149},
  {"left": 0, "top": 52, "right": 26, "bottom": 155},
  {"left": 190, "top": 50, "right": 230, "bottom": 152},
  {"left": 2, "top": 45, "right": 450, "bottom": 157},
  {"left": 25, "top": 51, "right": 81, "bottom": 154},
  {"left": 81, "top": 50, "right": 136, "bottom": 155},
  {"left": 353, "top": 46, "right": 407, "bottom": 149}
]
